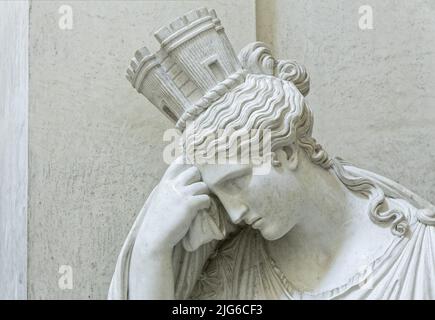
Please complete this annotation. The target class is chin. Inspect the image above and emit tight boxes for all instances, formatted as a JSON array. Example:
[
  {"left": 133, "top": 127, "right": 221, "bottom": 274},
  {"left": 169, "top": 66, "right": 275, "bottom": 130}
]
[
  {"left": 259, "top": 224, "right": 290, "bottom": 241},
  {"left": 260, "top": 227, "right": 289, "bottom": 241}
]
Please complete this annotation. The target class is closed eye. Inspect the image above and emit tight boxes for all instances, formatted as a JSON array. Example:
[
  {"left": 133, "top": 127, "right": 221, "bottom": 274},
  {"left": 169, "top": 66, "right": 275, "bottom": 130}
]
[{"left": 218, "top": 171, "right": 252, "bottom": 193}]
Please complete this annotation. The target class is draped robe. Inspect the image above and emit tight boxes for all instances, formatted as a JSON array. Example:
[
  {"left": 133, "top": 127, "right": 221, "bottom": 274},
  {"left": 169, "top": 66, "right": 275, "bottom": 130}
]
[{"left": 108, "top": 164, "right": 435, "bottom": 300}]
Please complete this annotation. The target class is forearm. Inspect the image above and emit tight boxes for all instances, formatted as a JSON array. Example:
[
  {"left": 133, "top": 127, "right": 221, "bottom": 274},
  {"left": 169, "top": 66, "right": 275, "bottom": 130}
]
[
  {"left": 128, "top": 235, "right": 174, "bottom": 300},
  {"left": 125, "top": 163, "right": 210, "bottom": 299}
]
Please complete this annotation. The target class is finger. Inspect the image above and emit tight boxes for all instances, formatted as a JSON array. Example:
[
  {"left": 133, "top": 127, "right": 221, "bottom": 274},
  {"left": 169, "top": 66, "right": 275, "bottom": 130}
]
[
  {"left": 185, "top": 182, "right": 209, "bottom": 196},
  {"left": 177, "top": 166, "right": 201, "bottom": 186},
  {"left": 163, "top": 156, "right": 187, "bottom": 179},
  {"left": 190, "top": 194, "right": 211, "bottom": 211}
]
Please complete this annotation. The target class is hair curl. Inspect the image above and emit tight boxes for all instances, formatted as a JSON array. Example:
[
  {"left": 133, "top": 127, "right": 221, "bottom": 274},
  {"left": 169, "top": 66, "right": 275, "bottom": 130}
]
[{"left": 238, "top": 42, "right": 310, "bottom": 97}]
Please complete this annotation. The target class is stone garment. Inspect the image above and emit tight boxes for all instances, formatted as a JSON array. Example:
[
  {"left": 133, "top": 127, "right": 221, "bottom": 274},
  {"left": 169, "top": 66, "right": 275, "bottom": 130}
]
[{"left": 108, "top": 164, "right": 435, "bottom": 300}]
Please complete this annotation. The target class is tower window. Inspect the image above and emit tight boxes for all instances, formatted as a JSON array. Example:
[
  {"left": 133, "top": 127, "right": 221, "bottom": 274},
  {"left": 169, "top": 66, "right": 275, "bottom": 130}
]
[
  {"left": 201, "top": 55, "right": 225, "bottom": 82},
  {"left": 208, "top": 60, "right": 225, "bottom": 82}
]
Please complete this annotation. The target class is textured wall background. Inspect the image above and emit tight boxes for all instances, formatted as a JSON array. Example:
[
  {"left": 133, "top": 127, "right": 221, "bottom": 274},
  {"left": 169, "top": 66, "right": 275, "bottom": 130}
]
[
  {"left": 257, "top": 0, "right": 435, "bottom": 203},
  {"left": 28, "top": 0, "right": 255, "bottom": 299},
  {"left": 0, "top": 0, "right": 28, "bottom": 299}
]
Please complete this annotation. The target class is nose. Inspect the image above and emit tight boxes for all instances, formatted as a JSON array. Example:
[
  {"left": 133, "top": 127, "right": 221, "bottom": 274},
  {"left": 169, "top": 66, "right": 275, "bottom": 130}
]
[
  {"left": 224, "top": 201, "right": 249, "bottom": 224},
  {"left": 228, "top": 205, "right": 249, "bottom": 224}
]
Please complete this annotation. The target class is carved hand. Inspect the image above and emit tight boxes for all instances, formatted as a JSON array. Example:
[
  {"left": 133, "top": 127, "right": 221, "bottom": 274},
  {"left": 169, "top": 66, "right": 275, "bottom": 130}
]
[{"left": 136, "top": 159, "right": 211, "bottom": 252}]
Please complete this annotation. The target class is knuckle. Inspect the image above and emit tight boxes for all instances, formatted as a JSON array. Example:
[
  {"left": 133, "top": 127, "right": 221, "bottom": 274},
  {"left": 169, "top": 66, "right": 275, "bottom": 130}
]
[
  {"left": 197, "top": 181, "right": 206, "bottom": 188},
  {"left": 189, "top": 166, "right": 200, "bottom": 176},
  {"left": 199, "top": 194, "right": 211, "bottom": 204}
]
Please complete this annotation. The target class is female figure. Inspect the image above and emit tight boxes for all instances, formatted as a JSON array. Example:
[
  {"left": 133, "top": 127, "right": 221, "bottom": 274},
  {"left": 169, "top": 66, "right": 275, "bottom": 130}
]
[{"left": 109, "top": 9, "right": 435, "bottom": 299}]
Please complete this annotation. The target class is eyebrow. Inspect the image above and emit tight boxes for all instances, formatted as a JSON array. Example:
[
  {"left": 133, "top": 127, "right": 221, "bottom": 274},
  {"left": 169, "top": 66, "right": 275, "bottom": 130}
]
[{"left": 213, "top": 166, "right": 252, "bottom": 185}]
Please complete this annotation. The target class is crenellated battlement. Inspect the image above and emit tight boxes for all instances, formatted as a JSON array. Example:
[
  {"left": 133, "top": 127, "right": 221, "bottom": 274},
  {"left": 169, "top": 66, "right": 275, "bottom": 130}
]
[
  {"left": 126, "top": 7, "right": 244, "bottom": 129},
  {"left": 154, "top": 8, "right": 214, "bottom": 49}
]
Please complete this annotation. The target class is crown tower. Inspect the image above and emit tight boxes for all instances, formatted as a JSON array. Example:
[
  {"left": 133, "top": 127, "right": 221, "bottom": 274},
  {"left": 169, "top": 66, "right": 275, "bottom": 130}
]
[{"left": 126, "top": 8, "right": 246, "bottom": 130}]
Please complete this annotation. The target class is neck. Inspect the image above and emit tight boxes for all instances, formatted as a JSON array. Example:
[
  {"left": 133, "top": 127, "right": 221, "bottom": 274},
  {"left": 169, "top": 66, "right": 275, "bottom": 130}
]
[
  {"left": 296, "top": 152, "right": 367, "bottom": 232},
  {"left": 267, "top": 150, "right": 395, "bottom": 292}
]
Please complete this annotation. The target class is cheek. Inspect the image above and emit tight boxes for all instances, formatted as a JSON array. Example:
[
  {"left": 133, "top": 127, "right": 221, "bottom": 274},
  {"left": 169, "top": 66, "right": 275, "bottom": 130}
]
[{"left": 245, "top": 172, "right": 301, "bottom": 237}]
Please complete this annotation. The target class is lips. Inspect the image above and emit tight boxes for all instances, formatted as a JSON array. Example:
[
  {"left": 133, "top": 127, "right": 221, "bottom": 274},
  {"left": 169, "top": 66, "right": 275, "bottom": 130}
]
[{"left": 250, "top": 217, "right": 263, "bottom": 229}]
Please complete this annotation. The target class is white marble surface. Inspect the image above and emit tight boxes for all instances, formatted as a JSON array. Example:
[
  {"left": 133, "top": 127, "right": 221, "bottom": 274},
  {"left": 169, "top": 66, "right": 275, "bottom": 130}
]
[
  {"left": 110, "top": 34, "right": 435, "bottom": 299},
  {"left": 0, "top": 0, "right": 28, "bottom": 300}
]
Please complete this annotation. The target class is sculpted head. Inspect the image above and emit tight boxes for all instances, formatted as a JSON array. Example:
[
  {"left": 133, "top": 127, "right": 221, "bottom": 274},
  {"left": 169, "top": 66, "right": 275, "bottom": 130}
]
[
  {"left": 182, "top": 43, "right": 331, "bottom": 240},
  {"left": 128, "top": 8, "right": 408, "bottom": 244}
]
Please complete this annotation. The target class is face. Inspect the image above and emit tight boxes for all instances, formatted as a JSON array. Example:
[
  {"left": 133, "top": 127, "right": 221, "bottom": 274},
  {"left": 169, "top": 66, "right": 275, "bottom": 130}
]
[{"left": 199, "top": 149, "right": 305, "bottom": 240}]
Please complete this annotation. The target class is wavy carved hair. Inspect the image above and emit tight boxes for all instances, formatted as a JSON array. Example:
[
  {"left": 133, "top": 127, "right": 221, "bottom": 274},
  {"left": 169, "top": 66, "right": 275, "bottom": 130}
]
[{"left": 183, "top": 42, "right": 408, "bottom": 236}]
